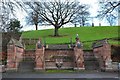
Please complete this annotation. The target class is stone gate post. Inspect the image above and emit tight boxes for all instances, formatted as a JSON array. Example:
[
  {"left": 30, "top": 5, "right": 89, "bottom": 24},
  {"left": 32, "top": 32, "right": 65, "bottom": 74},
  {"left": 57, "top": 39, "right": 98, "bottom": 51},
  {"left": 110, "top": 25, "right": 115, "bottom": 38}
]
[
  {"left": 74, "top": 36, "right": 85, "bottom": 70},
  {"left": 93, "top": 39, "right": 112, "bottom": 71},
  {"left": 7, "top": 38, "right": 24, "bottom": 71},
  {"left": 34, "top": 38, "right": 45, "bottom": 71},
  {"left": 74, "top": 47, "right": 85, "bottom": 70}
]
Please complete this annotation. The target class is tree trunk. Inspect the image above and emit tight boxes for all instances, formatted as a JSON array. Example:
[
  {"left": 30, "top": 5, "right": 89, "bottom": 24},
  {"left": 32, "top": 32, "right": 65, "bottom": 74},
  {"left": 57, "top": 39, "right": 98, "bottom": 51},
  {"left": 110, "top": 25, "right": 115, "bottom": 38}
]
[
  {"left": 54, "top": 27, "right": 59, "bottom": 36},
  {"left": 74, "top": 23, "right": 77, "bottom": 27},
  {"left": 35, "top": 24, "right": 38, "bottom": 30},
  {"left": 92, "top": 23, "right": 94, "bottom": 27}
]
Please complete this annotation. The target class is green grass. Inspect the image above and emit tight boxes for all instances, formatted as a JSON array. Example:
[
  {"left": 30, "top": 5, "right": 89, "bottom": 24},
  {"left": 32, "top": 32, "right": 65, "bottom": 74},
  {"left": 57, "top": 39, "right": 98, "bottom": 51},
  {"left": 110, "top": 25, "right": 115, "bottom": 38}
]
[
  {"left": 33, "top": 69, "right": 97, "bottom": 73},
  {"left": 45, "top": 69, "right": 98, "bottom": 73},
  {"left": 22, "top": 26, "right": 119, "bottom": 50},
  {"left": 46, "top": 70, "right": 75, "bottom": 73}
]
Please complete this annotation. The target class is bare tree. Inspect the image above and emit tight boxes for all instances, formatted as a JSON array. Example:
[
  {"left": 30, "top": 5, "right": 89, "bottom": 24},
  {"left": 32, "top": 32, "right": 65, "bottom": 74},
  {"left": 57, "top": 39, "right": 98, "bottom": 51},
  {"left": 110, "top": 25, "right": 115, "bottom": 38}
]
[
  {"left": 71, "top": 4, "right": 90, "bottom": 27},
  {"left": 26, "top": 10, "right": 43, "bottom": 30},
  {"left": 25, "top": 0, "right": 89, "bottom": 36},
  {"left": 106, "top": 13, "right": 117, "bottom": 26},
  {"left": 0, "top": 0, "right": 25, "bottom": 32},
  {"left": 97, "top": 0, "right": 120, "bottom": 18}
]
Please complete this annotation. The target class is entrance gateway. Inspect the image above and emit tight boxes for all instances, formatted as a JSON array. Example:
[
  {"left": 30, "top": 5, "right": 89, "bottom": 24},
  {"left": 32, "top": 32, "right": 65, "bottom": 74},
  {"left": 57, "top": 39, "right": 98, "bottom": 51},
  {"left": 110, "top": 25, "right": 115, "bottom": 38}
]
[
  {"left": 6, "top": 37, "right": 112, "bottom": 71},
  {"left": 34, "top": 37, "right": 85, "bottom": 70}
]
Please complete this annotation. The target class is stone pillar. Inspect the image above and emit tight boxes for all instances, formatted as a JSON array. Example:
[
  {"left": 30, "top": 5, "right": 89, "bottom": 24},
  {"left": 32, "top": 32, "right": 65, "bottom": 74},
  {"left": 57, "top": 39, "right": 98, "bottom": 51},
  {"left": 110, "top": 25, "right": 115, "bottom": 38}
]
[
  {"left": 6, "top": 38, "right": 24, "bottom": 71},
  {"left": 93, "top": 40, "right": 112, "bottom": 71},
  {"left": 7, "top": 44, "right": 17, "bottom": 70},
  {"left": 74, "top": 47, "right": 85, "bottom": 70},
  {"left": 34, "top": 47, "right": 45, "bottom": 71},
  {"left": 102, "top": 43, "right": 112, "bottom": 71},
  {"left": 15, "top": 47, "right": 24, "bottom": 68},
  {"left": 74, "top": 34, "right": 85, "bottom": 70},
  {"left": 74, "top": 35, "right": 85, "bottom": 70}
]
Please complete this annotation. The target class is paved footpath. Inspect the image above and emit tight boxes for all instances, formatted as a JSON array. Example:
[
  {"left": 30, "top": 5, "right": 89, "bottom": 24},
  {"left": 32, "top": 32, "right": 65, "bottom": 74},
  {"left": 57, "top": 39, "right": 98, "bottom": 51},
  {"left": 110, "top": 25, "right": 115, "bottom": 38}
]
[{"left": 1, "top": 71, "right": 120, "bottom": 80}]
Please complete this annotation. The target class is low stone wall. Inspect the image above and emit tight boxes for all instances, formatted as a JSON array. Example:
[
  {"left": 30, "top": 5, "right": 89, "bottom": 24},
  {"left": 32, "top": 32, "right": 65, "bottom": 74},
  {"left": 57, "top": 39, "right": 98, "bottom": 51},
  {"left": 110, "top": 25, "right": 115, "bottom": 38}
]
[
  {"left": 45, "top": 62, "right": 74, "bottom": 69},
  {"left": 45, "top": 49, "right": 74, "bottom": 60},
  {"left": 44, "top": 49, "right": 74, "bottom": 69},
  {"left": 24, "top": 50, "right": 35, "bottom": 59}
]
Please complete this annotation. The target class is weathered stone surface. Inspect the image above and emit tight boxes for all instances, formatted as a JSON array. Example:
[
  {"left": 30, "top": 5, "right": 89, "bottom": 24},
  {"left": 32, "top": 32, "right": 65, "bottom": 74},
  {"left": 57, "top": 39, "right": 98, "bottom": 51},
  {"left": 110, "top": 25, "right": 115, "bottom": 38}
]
[
  {"left": 47, "top": 44, "right": 69, "bottom": 50},
  {"left": 93, "top": 39, "right": 112, "bottom": 71},
  {"left": 74, "top": 47, "right": 85, "bottom": 70},
  {"left": 84, "top": 51, "right": 100, "bottom": 70},
  {"left": 0, "top": 65, "right": 5, "bottom": 72},
  {"left": 24, "top": 50, "right": 35, "bottom": 59},
  {"left": 44, "top": 49, "right": 74, "bottom": 69},
  {"left": 35, "top": 48, "right": 45, "bottom": 70},
  {"left": 6, "top": 38, "right": 24, "bottom": 71}
]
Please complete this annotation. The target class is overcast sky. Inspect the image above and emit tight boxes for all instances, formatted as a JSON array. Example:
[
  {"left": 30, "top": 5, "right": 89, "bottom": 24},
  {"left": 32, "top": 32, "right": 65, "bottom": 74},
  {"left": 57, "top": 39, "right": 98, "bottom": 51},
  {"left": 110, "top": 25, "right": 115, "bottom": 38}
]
[{"left": 14, "top": 0, "right": 115, "bottom": 31}]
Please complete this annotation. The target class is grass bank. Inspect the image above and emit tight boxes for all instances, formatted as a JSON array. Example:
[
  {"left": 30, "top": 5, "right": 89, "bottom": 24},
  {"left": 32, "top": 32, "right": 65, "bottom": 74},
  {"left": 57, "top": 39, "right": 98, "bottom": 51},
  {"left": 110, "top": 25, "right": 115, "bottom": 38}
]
[{"left": 22, "top": 26, "right": 119, "bottom": 50}]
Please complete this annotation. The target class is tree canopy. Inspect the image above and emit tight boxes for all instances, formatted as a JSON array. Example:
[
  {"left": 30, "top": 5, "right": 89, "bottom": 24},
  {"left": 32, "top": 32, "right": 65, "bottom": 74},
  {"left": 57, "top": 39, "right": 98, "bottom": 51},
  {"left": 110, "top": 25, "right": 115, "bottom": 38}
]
[
  {"left": 25, "top": 10, "right": 43, "bottom": 30},
  {"left": 0, "top": 0, "right": 25, "bottom": 32},
  {"left": 25, "top": 0, "right": 90, "bottom": 36},
  {"left": 7, "top": 18, "right": 23, "bottom": 33}
]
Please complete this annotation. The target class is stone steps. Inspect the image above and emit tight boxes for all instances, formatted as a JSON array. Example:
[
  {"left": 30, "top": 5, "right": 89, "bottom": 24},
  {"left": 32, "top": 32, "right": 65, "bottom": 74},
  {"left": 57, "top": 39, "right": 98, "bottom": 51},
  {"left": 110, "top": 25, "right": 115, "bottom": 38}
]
[
  {"left": 84, "top": 51, "right": 100, "bottom": 70},
  {"left": 18, "top": 50, "right": 35, "bottom": 72},
  {"left": 18, "top": 57, "right": 35, "bottom": 72}
]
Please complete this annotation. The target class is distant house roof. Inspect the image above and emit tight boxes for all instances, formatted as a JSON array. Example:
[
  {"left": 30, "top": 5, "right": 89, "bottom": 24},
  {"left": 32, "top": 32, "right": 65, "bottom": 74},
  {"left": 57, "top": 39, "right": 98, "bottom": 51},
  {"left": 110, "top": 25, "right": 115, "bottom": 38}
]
[{"left": 8, "top": 38, "right": 23, "bottom": 48}]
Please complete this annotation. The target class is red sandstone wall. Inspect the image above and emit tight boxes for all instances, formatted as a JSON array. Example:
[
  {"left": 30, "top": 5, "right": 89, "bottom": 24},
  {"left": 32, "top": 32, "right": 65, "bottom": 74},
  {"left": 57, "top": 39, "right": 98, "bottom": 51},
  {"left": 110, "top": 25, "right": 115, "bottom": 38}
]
[
  {"left": 15, "top": 47, "right": 24, "bottom": 69},
  {"left": 35, "top": 48, "right": 45, "bottom": 70},
  {"left": 44, "top": 49, "right": 74, "bottom": 69},
  {"left": 0, "top": 52, "right": 6, "bottom": 61},
  {"left": 7, "top": 44, "right": 24, "bottom": 70},
  {"left": 24, "top": 50, "right": 35, "bottom": 59},
  {"left": 93, "top": 44, "right": 112, "bottom": 70},
  {"left": 45, "top": 50, "right": 74, "bottom": 60},
  {"left": 74, "top": 47, "right": 85, "bottom": 70}
]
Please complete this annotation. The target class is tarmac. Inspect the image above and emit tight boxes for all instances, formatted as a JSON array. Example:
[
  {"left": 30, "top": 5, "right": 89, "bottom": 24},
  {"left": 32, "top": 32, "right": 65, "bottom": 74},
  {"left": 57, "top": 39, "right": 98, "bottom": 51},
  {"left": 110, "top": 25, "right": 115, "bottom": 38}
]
[{"left": 1, "top": 70, "right": 120, "bottom": 80}]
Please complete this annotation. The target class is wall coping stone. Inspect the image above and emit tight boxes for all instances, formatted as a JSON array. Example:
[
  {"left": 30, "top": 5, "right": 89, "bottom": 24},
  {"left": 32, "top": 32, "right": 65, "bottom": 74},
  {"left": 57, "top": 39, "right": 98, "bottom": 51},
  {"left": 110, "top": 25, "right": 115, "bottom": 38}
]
[{"left": 8, "top": 38, "right": 23, "bottom": 48}]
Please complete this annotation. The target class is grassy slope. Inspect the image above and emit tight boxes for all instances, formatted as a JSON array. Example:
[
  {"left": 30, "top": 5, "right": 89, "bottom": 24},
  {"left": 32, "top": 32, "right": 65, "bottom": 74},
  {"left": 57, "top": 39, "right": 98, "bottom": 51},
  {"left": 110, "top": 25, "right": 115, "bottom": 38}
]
[{"left": 22, "top": 26, "right": 119, "bottom": 50}]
